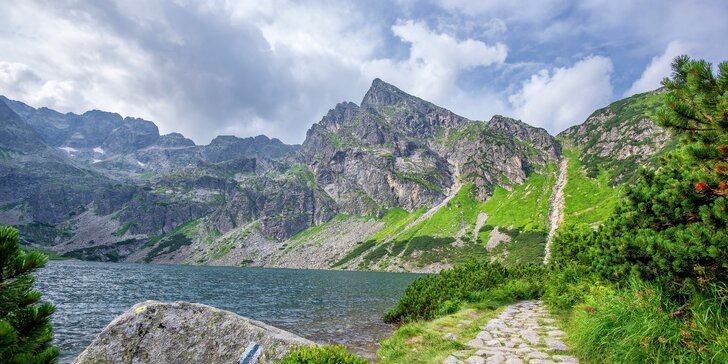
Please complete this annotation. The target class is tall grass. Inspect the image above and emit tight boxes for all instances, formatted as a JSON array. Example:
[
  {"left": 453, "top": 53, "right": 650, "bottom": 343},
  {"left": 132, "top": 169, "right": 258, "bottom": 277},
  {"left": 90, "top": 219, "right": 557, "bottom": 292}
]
[{"left": 569, "top": 279, "right": 727, "bottom": 363}]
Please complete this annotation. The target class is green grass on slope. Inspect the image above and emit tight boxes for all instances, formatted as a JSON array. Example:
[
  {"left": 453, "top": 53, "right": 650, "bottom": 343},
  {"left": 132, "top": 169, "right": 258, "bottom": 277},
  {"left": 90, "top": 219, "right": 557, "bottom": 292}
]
[
  {"left": 386, "top": 184, "right": 487, "bottom": 266},
  {"left": 488, "top": 228, "right": 547, "bottom": 265},
  {"left": 480, "top": 164, "right": 555, "bottom": 231},
  {"left": 355, "top": 171, "right": 557, "bottom": 268},
  {"left": 144, "top": 218, "right": 201, "bottom": 262},
  {"left": 407, "top": 183, "right": 483, "bottom": 239},
  {"left": 339, "top": 170, "right": 558, "bottom": 268},
  {"left": 287, "top": 214, "right": 357, "bottom": 245},
  {"left": 368, "top": 207, "right": 426, "bottom": 242},
  {"left": 562, "top": 149, "right": 619, "bottom": 226},
  {"left": 332, "top": 208, "right": 424, "bottom": 268}
]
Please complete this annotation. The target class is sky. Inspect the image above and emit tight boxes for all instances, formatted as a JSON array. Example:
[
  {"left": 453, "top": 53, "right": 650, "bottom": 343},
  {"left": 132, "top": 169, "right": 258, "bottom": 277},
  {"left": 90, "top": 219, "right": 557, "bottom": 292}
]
[{"left": 0, "top": 1, "right": 727, "bottom": 145}]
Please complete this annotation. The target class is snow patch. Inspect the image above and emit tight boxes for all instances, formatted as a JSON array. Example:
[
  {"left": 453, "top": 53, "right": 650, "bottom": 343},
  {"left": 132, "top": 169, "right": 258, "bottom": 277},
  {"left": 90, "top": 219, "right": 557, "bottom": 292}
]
[
  {"left": 92, "top": 159, "right": 102, "bottom": 164},
  {"left": 58, "top": 146, "right": 78, "bottom": 153},
  {"left": 136, "top": 160, "right": 145, "bottom": 167},
  {"left": 93, "top": 147, "right": 105, "bottom": 154}
]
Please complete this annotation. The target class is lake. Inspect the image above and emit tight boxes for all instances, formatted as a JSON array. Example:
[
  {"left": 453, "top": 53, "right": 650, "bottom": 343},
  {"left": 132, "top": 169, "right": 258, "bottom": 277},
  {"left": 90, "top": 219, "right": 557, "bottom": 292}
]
[{"left": 35, "top": 260, "right": 421, "bottom": 363}]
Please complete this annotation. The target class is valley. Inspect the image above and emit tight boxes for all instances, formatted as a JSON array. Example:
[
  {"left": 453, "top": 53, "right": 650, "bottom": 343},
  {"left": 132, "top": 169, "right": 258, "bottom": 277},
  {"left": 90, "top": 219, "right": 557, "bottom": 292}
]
[{"left": 0, "top": 81, "right": 674, "bottom": 272}]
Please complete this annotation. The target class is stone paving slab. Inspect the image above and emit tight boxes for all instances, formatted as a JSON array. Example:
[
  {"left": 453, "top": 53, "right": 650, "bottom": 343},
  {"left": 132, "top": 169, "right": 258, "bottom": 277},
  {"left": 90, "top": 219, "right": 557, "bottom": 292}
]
[{"left": 443, "top": 300, "right": 579, "bottom": 364}]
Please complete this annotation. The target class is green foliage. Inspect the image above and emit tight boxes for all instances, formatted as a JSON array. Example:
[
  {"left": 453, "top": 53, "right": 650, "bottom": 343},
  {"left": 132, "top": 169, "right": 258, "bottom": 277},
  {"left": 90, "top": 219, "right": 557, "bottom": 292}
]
[
  {"left": 480, "top": 167, "right": 555, "bottom": 231},
  {"left": 548, "top": 56, "right": 728, "bottom": 363},
  {"left": 333, "top": 240, "right": 376, "bottom": 268},
  {"left": 383, "top": 260, "right": 544, "bottom": 323},
  {"left": 569, "top": 279, "right": 727, "bottom": 363},
  {"left": 561, "top": 149, "right": 619, "bottom": 226},
  {"left": 542, "top": 263, "right": 605, "bottom": 312},
  {"left": 488, "top": 227, "right": 547, "bottom": 265},
  {"left": 281, "top": 344, "right": 367, "bottom": 364},
  {"left": 112, "top": 222, "right": 135, "bottom": 237},
  {"left": 0, "top": 225, "right": 59, "bottom": 363},
  {"left": 63, "top": 239, "right": 137, "bottom": 262},
  {"left": 287, "top": 164, "right": 316, "bottom": 186},
  {"left": 394, "top": 170, "right": 444, "bottom": 193},
  {"left": 553, "top": 56, "right": 728, "bottom": 296}
]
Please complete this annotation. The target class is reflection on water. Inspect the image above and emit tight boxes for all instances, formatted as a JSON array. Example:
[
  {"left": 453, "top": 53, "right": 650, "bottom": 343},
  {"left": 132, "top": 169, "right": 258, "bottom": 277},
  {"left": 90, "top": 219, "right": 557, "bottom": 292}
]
[{"left": 35, "top": 260, "right": 421, "bottom": 363}]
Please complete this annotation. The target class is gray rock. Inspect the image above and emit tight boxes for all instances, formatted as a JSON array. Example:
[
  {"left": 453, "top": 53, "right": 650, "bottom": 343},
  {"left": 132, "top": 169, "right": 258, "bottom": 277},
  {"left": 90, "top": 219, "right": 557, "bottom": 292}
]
[
  {"left": 552, "top": 355, "right": 579, "bottom": 363},
  {"left": 466, "top": 356, "right": 486, "bottom": 364},
  {"left": 477, "top": 331, "right": 494, "bottom": 341},
  {"left": 544, "top": 338, "right": 569, "bottom": 352},
  {"left": 444, "top": 356, "right": 465, "bottom": 364},
  {"left": 485, "top": 352, "right": 506, "bottom": 364},
  {"left": 547, "top": 330, "right": 565, "bottom": 337},
  {"left": 467, "top": 338, "right": 486, "bottom": 348},
  {"left": 526, "top": 351, "right": 550, "bottom": 359},
  {"left": 73, "top": 301, "right": 314, "bottom": 364},
  {"left": 521, "top": 330, "right": 541, "bottom": 345}
]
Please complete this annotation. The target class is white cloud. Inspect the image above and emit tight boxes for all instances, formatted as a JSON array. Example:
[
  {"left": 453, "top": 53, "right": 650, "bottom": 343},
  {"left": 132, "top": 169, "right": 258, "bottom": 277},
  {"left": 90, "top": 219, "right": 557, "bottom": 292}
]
[
  {"left": 434, "top": 0, "right": 568, "bottom": 24},
  {"left": 624, "top": 41, "right": 691, "bottom": 97},
  {"left": 509, "top": 56, "right": 613, "bottom": 133},
  {"left": 362, "top": 20, "right": 507, "bottom": 104},
  {"left": 1, "top": 0, "right": 726, "bottom": 145}
]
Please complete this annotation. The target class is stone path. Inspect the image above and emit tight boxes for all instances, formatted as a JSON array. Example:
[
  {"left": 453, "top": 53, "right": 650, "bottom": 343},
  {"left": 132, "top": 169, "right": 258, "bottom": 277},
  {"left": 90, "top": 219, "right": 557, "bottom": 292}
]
[{"left": 443, "top": 301, "right": 578, "bottom": 364}]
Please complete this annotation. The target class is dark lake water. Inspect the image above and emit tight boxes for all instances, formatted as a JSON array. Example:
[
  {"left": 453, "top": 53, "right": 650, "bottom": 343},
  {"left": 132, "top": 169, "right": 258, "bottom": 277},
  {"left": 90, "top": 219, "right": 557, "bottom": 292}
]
[{"left": 35, "top": 260, "right": 421, "bottom": 363}]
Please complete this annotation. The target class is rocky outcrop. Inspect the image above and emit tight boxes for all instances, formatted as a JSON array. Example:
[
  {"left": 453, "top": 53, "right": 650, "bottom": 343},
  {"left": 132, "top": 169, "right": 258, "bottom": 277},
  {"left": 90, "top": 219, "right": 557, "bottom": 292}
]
[
  {"left": 557, "top": 90, "right": 675, "bottom": 182},
  {"left": 298, "top": 80, "right": 560, "bottom": 215},
  {"left": 73, "top": 301, "right": 314, "bottom": 364}
]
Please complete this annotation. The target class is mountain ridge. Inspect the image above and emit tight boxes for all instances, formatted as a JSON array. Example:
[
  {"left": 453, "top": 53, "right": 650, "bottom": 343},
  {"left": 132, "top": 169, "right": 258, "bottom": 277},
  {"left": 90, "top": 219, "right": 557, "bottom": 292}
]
[{"left": 0, "top": 79, "right": 676, "bottom": 272}]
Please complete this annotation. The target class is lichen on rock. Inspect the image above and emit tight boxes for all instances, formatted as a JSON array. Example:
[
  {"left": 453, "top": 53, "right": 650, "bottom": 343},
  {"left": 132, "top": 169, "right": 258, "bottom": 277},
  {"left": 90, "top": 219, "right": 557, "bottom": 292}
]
[{"left": 73, "top": 300, "right": 314, "bottom": 364}]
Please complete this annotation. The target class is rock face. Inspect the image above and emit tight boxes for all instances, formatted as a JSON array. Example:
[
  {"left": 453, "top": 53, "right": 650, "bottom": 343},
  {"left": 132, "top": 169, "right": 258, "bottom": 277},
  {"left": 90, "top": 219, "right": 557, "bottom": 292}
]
[
  {"left": 298, "top": 79, "right": 559, "bottom": 213},
  {"left": 73, "top": 301, "right": 314, "bottom": 364},
  {"left": 0, "top": 80, "right": 673, "bottom": 271},
  {"left": 557, "top": 89, "right": 676, "bottom": 182}
]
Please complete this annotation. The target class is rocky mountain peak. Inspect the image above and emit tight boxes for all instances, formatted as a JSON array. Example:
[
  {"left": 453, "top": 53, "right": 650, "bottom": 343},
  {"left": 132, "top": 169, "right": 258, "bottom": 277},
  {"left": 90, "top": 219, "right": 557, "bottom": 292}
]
[
  {"left": 360, "top": 78, "right": 413, "bottom": 107},
  {"left": 317, "top": 102, "right": 360, "bottom": 130},
  {"left": 81, "top": 110, "right": 124, "bottom": 124},
  {"left": 0, "top": 99, "right": 48, "bottom": 152},
  {"left": 156, "top": 132, "right": 196, "bottom": 148},
  {"left": 487, "top": 115, "right": 559, "bottom": 159}
]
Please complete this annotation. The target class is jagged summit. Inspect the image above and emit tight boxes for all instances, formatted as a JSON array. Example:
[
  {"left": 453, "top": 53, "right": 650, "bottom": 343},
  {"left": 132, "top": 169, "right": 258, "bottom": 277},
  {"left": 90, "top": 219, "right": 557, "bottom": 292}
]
[{"left": 361, "top": 78, "right": 417, "bottom": 107}]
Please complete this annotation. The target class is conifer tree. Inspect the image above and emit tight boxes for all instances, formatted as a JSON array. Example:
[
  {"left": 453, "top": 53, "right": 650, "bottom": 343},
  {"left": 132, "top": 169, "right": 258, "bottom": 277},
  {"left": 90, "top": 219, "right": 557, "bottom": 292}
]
[
  {"left": 0, "top": 225, "right": 59, "bottom": 364},
  {"left": 551, "top": 56, "right": 728, "bottom": 295}
]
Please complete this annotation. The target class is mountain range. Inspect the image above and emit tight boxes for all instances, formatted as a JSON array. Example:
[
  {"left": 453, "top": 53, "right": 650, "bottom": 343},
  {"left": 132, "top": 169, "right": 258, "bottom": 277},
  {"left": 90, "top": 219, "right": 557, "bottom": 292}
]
[{"left": 0, "top": 79, "right": 675, "bottom": 272}]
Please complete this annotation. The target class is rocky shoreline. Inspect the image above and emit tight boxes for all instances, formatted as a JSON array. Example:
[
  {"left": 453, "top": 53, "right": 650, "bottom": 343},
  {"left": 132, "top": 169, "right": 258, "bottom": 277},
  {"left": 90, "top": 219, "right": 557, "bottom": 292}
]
[{"left": 73, "top": 301, "right": 314, "bottom": 364}]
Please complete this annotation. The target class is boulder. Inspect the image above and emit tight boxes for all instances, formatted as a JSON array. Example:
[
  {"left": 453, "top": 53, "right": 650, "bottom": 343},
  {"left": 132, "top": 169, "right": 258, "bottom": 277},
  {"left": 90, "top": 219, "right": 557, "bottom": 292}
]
[{"left": 73, "top": 300, "right": 315, "bottom": 364}]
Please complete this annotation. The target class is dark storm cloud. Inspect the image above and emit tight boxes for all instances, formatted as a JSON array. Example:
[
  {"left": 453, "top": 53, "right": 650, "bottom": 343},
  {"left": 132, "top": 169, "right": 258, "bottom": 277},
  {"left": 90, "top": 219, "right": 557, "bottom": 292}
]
[{"left": 35, "top": 1, "right": 314, "bottom": 144}]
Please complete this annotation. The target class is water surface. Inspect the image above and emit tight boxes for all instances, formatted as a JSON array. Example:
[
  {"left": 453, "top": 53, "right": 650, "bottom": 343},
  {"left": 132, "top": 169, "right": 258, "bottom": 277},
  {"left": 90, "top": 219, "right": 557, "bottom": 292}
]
[{"left": 35, "top": 260, "right": 420, "bottom": 363}]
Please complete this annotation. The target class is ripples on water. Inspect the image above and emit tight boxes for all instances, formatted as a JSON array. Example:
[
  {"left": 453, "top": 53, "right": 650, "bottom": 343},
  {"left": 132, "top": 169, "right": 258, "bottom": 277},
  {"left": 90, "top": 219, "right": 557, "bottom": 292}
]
[{"left": 34, "top": 260, "right": 420, "bottom": 363}]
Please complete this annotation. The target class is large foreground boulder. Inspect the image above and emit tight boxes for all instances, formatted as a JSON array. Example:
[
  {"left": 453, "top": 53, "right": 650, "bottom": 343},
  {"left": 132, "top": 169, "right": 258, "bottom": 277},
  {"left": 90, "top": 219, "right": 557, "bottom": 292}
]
[{"left": 73, "top": 301, "right": 315, "bottom": 364}]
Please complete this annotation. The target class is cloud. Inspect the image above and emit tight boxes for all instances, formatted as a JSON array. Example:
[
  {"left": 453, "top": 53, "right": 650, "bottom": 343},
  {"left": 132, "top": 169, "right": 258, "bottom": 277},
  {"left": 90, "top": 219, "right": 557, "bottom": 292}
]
[
  {"left": 509, "top": 56, "right": 614, "bottom": 133},
  {"left": 0, "top": 0, "right": 726, "bottom": 143},
  {"left": 0, "top": 0, "right": 377, "bottom": 144},
  {"left": 434, "top": 0, "right": 569, "bottom": 24},
  {"left": 362, "top": 20, "right": 507, "bottom": 111},
  {"left": 624, "top": 41, "right": 691, "bottom": 97}
]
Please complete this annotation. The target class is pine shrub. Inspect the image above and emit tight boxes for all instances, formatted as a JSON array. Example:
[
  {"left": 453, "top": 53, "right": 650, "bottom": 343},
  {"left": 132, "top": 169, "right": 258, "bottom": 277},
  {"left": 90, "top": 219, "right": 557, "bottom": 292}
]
[{"left": 0, "top": 225, "right": 59, "bottom": 363}]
